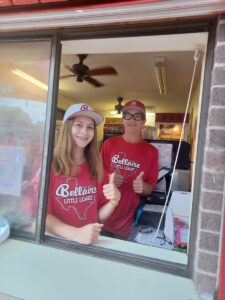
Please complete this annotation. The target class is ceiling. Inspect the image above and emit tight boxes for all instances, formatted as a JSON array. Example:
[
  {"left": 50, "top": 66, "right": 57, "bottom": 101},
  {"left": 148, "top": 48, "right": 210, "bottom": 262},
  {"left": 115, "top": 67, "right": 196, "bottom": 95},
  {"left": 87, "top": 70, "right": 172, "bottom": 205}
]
[
  {"left": 58, "top": 32, "right": 208, "bottom": 118},
  {"left": 59, "top": 51, "right": 198, "bottom": 116}
]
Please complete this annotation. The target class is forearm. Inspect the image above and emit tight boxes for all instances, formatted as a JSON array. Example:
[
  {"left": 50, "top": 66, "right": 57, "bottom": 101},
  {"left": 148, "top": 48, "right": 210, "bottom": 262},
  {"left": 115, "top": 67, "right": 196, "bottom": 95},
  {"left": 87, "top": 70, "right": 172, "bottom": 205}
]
[
  {"left": 46, "top": 214, "right": 103, "bottom": 245},
  {"left": 98, "top": 202, "right": 117, "bottom": 223},
  {"left": 46, "top": 214, "right": 77, "bottom": 240}
]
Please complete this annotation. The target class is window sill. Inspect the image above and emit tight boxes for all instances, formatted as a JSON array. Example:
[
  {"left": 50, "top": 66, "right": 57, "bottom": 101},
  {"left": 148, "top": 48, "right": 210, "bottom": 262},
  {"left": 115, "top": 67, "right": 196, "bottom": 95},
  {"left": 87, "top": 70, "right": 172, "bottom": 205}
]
[
  {"left": 96, "top": 235, "right": 187, "bottom": 265},
  {"left": 45, "top": 231, "right": 187, "bottom": 266},
  {"left": 0, "top": 239, "right": 198, "bottom": 300}
]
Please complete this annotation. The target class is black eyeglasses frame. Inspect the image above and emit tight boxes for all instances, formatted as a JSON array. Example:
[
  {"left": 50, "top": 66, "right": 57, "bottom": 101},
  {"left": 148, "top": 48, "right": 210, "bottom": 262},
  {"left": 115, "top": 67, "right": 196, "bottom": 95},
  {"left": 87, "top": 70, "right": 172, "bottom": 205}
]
[{"left": 122, "top": 112, "right": 145, "bottom": 121}]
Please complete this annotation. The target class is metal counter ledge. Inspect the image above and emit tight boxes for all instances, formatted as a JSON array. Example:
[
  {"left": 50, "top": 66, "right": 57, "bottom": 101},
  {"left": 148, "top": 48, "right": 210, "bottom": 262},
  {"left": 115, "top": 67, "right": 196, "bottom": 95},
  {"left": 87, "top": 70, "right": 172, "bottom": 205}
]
[{"left": 0, "top": 239, "right": 199, "bottom": 300}]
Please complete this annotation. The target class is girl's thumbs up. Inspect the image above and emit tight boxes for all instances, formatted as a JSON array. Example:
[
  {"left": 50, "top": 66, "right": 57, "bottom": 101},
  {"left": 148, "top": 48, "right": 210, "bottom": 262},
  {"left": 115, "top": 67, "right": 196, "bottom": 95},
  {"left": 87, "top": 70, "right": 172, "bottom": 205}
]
[
  {"left": 103, "top": 172, "right": 121, "bottom": 207},
  {"left": 109, "top": 172, "right": 115, "bottom": 184},
  {"left": 136, "top": 171, "right": 144, "bottom": 180}
]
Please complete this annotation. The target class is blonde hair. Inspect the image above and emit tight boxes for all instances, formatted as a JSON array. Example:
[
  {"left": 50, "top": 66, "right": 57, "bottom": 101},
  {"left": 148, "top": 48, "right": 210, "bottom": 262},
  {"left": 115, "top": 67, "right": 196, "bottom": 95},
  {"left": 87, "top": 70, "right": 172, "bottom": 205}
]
[{"left": 53, "top": 117, "right": 103, "bottom": 182}]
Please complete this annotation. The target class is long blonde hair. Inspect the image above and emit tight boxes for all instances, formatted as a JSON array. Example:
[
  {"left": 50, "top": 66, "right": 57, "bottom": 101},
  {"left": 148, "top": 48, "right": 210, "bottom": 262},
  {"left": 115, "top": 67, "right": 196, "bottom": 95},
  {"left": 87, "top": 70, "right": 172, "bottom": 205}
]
[{"left": 53, "top": 117, "right": 103, "bottom": 182}]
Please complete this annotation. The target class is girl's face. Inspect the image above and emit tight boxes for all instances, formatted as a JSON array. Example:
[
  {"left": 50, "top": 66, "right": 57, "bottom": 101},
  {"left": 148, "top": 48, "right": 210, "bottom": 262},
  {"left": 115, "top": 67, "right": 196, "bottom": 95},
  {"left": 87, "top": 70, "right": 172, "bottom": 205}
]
[{"left": 71, "top": 115, "right": 95, "bottom": 149}]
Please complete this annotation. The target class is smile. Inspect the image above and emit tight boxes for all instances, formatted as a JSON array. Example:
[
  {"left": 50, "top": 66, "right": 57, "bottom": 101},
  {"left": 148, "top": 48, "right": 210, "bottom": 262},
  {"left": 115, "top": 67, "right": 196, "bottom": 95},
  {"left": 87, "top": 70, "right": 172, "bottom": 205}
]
[{"left": 76, "top": 136, "right": 90, "bottom": 142}]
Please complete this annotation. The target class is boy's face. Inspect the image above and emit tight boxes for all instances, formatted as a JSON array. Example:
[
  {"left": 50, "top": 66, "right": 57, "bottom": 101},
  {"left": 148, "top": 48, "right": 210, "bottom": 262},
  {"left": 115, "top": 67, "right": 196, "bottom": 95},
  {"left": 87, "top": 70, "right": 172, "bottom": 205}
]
[{"left": 122, "top": 108, "right": 146, "bottom": 135}]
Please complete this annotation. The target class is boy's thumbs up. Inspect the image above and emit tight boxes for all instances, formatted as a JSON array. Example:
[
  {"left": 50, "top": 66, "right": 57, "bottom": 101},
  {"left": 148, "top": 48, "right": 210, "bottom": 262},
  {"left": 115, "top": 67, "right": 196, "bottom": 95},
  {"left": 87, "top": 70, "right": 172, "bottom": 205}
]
[
  {"left": 115, "top": 165, "right": 121, "bottom": 174},
  {"left": 133, "top": 171, "right": 144, "bottom": 194},
  {"left": 112, "top": 168, "right": 123, "bottom": 187}
]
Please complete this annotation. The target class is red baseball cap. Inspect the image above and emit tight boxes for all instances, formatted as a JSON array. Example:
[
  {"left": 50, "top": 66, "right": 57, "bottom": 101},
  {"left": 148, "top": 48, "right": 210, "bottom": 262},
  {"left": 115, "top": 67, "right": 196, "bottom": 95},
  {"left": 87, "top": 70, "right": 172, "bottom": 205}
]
[{"left": 121, "top": 100, "right": 146, "bottom": 114}]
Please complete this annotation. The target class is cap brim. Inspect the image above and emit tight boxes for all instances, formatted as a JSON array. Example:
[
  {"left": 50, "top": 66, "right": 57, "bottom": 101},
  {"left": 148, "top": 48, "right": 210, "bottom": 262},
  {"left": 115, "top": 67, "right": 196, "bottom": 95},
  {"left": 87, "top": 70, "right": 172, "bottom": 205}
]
[{"left": 63, "top": 110, "right": 104, "bottom": 125}]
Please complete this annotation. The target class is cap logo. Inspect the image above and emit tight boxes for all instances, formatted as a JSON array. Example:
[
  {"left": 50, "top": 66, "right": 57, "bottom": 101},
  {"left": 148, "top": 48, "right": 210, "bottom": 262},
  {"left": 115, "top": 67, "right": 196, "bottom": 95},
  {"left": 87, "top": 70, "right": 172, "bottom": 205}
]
[
  {"left": 130, "top": 101, "right": 137, "bottom": 106},
  {"left": 80, "top": 104, "right": 89, "bottom": 111}
]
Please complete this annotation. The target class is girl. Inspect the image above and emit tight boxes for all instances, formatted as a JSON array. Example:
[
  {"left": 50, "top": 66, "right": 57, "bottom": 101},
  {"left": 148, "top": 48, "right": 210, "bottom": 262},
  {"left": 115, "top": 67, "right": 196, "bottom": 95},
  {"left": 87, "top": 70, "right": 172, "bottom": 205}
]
[{"left": 46, "top": 103, "right": 120, "bottom": 245}]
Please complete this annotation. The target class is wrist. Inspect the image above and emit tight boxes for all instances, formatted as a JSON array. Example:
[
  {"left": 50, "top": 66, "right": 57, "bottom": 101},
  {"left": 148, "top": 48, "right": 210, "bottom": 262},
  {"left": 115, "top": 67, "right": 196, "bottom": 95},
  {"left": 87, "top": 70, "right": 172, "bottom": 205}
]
[
  {"left": 142, "top": 183, "right": 153, "bottom": 195},
  {"left": 109, "top": 200, "right": 119, "bottom": 208}
]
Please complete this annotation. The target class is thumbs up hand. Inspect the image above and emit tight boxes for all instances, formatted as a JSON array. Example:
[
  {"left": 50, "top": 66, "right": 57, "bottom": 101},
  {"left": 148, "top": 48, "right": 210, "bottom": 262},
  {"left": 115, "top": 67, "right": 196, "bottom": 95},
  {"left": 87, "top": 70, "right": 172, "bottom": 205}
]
[
  {"left": 133, "top": 171, "right": 144, "bottom": 194},
  {"left": 103, "top": 172, "right": 121, "bottom": 207},
  {"left": 113, "top": 167, "right": 124, "bottom": 187}
]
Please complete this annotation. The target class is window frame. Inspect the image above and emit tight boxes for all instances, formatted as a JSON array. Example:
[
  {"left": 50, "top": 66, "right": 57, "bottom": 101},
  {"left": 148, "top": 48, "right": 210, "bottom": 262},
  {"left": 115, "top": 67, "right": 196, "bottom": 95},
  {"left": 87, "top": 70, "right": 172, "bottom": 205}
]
[
  {"left": 0, "top": 33, "right": 59, "bottom": 241},
  {"left": 3, "top": 17, "right": 216, "bottom": 278}
]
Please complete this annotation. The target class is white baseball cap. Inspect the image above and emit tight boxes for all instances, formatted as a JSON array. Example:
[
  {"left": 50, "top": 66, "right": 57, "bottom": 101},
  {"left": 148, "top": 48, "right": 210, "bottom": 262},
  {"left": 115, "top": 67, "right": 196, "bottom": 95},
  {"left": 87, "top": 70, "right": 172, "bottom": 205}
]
[{"left": 63, "top": 103, "right": 104, "bottom": 126}]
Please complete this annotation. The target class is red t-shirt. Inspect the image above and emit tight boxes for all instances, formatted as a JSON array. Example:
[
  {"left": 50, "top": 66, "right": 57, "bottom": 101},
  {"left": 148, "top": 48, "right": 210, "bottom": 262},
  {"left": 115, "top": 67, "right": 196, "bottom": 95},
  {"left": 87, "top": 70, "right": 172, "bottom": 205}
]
[
  {"left": 48, "top": 162, "right": 108, "bottom": 228},
  {"left": 101, "top": 136, "right": 158, "bottom": 237}
]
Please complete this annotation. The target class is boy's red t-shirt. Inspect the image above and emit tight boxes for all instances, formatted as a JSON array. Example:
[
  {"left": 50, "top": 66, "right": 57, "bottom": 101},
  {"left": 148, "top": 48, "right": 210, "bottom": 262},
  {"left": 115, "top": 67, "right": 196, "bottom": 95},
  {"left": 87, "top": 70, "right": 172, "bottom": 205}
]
[{"left": 101, "top": 136, "right": 158, "bottom": 237}]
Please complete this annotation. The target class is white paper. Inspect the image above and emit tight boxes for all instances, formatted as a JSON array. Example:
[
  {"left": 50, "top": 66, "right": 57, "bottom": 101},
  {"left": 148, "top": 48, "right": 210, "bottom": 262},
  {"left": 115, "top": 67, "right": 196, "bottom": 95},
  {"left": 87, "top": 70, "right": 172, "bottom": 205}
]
[
  {"left": 150, "top": 143, "right": 173, "bottom": 168},
  {"left": 134, "top": 227, "right": 173, "bottom": 250}
]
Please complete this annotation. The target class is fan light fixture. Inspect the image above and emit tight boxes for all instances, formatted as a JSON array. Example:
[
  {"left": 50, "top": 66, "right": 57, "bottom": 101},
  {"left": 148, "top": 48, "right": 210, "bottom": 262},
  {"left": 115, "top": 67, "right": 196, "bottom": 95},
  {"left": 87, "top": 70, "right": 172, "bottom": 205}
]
[
  {"left": 61, "top": 54, "right": 118, "bottom": 88},
  {"left": 12, "top": 67, "right": 48, "bottom": 91},
  {"left": 154, "top": 57, "right": 167, "bottom": 95},
  {"left": 110, "top": 96, "right": 123, "bottom": 116}
]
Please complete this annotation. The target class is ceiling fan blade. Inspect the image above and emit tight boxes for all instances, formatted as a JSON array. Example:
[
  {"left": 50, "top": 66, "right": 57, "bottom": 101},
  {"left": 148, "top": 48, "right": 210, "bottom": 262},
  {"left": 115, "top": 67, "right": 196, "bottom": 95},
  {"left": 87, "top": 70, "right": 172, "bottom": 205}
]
[
  {"left": 88, "top": 66, "right": 118, "bottom": 76},
  {"left": 84, "top": 76, "right": 104, "bottom": 87},
  {"left": 62, "top": 64, "right": 74, "bottom": 73},
  {"left": 60, "top": 74, "right": 75, "bottom": 79}
]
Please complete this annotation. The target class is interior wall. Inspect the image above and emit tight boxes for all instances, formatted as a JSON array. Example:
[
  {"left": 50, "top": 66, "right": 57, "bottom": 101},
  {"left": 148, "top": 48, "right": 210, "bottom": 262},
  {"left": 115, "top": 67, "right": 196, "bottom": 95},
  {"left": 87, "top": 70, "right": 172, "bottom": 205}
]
[
  {"left": 188, "top": 81, "right": 201, "bottom": 183},
  {"left": 97, "top": 122, "right": 104, "bottom": 141}
]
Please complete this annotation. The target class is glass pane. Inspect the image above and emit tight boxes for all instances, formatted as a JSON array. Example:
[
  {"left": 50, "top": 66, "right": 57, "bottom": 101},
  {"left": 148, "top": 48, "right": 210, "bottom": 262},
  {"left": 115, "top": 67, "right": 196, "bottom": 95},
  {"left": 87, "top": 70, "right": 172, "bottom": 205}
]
[
  {"left": 45, "top": 33, "right": 207, "bottom": 265},
  {"left": 0, "top": 40, "right": 51, "bottom": 238}
]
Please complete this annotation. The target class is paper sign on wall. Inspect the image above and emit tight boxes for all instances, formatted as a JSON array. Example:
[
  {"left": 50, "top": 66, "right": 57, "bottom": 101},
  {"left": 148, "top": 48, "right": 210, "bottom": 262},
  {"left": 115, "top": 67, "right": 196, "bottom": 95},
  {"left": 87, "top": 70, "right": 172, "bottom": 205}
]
[{"left": 0, "top": 146, "right": 25, "bottom": 197}]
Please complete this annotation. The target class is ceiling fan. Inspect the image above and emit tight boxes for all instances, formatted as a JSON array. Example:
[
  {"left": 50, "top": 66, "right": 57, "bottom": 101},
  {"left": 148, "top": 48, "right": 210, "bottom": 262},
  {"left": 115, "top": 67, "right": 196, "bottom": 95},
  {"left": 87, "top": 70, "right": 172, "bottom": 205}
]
[
  {"left": 60, "top": 54, "right": 118, "bottom": 88},
  {"left": 114, "top": 97, "right": 124, "bottom": 114}
]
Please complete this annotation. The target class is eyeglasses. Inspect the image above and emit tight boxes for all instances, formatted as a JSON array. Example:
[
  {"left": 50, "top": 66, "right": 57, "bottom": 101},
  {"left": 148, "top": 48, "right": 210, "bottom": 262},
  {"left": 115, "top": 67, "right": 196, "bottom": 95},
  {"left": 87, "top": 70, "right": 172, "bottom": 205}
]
[{"left": 122, "top": 112, "right": 145, "bottom": 121}]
